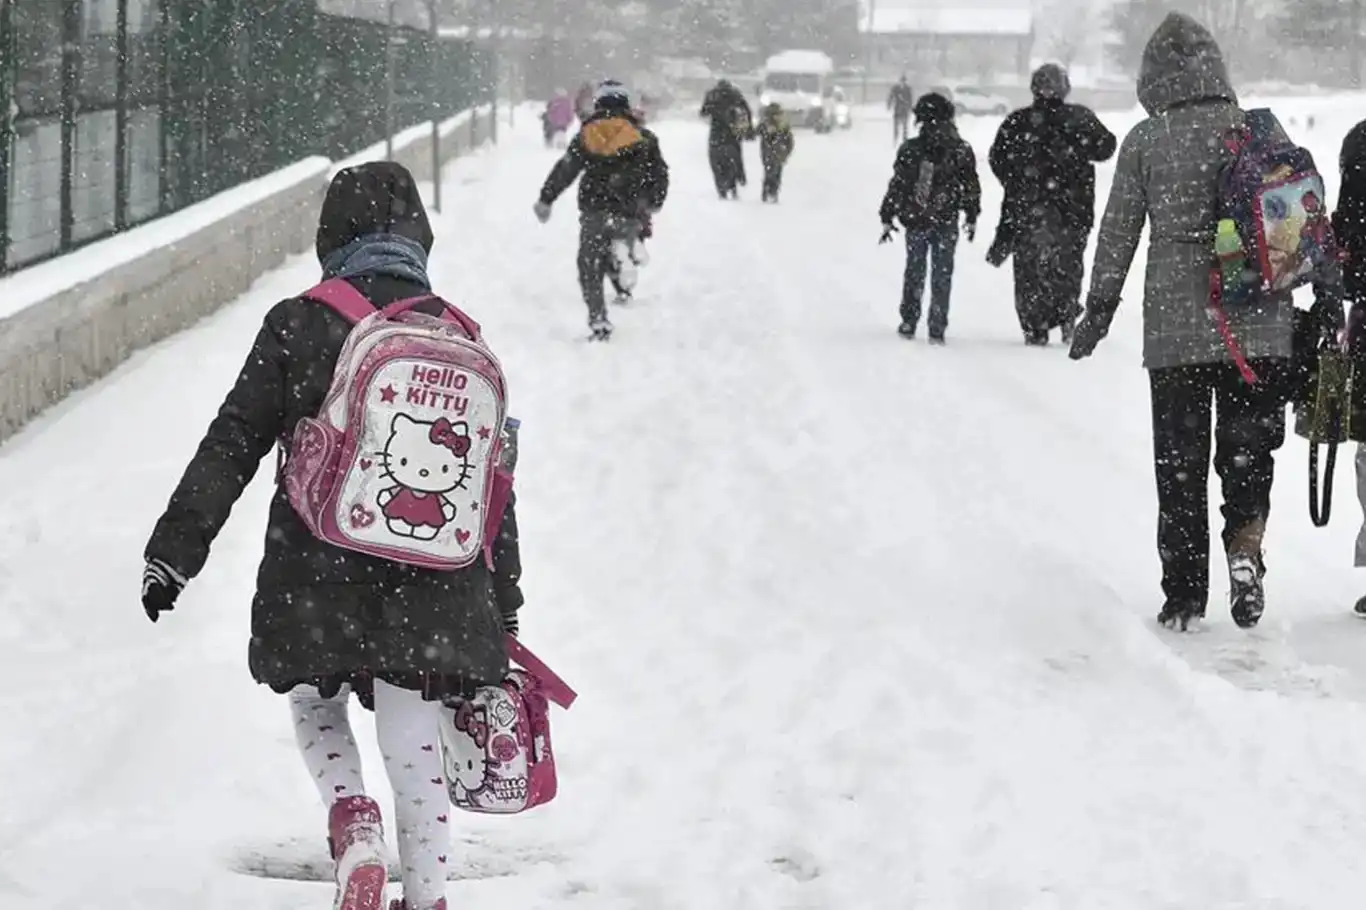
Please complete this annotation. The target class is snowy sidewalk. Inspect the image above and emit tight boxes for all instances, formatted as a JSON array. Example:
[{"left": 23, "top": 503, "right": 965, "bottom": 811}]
[{"left": 5, "top": 108, "right": 1366, "bottom": 909}]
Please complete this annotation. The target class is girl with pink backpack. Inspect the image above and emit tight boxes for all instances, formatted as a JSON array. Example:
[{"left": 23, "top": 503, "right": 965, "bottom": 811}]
[{"left": 140, "top": 162, "right": 527, "bottom": 910}]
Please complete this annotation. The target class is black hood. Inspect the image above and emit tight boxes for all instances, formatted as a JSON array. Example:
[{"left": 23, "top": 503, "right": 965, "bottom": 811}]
[{"left": 316, "top": 161, "right": 434, "bottom": 265}]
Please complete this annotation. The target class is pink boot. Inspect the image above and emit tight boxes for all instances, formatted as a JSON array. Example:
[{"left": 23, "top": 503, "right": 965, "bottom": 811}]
[{"left": 328, "top": 796, "right": 388, "bottom": 910}]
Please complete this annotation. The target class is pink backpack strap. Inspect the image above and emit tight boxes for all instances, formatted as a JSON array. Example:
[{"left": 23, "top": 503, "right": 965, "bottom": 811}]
[
  {"left": 506, "top": 635, "right": 577, "bottom": 709},
  {"left": 299, "top": 278, "right": 378, "bottom": 324},
  {"left": 1207, "top": 270, "right": 1259, "bottom": 385},
  {"left": 382, "top": 295, "right": 483, "bottom": 340}
]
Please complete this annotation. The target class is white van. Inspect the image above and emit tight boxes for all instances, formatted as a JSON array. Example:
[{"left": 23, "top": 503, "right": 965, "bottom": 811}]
[{"left": 758, "top": 50, "right": 836, "bottom": 132}]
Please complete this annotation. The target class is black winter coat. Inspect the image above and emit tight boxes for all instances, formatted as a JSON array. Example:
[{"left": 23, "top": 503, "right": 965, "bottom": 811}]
[
  {"left": 700, "top": 83, "right": 753, "bottom": 148},
  {"left": 879, "top": 121, "right": 982, "bottom": 230},
  {"left": 989, "top": 99, "right": 1117, "bottom": 232},
  {"left": 539, "top": 109, "right": 669, "bottom": 219},
  {"left": 145, "top": 163, "right": 521, "bottom": 704},
  {"left": 1335, "top": 119, "right": 1366, "bottom": 303}
]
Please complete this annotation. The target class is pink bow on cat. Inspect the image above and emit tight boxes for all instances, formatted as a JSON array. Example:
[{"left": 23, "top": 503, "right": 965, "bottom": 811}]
[{"left": 429, "top": 418, "right": 471, "bottom": 456}]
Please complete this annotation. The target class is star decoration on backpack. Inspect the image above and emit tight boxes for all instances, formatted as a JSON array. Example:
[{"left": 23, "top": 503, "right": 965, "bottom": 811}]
[
  {"left": 379, "top": 384, "right": 397, "bottom": 403},
  {"left": 477, "top": 425, "right": 491, "bottom": 439}
]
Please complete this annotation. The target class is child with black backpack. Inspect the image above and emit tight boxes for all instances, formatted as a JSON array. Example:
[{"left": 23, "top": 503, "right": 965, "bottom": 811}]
[{"left": 878, "top": 92, "right": 980, "bottom": 343}]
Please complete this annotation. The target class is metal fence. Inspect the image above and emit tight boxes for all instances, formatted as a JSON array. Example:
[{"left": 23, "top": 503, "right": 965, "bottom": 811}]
[{"left": 0, "top": 0, "right": 494, "bottom": 273}]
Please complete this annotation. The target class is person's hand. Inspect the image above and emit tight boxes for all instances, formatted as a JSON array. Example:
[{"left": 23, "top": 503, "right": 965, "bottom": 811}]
[
  {"left": 142, "top": 558, "right": 186, "bottom": 623},
  {"left": 534, "top": 201, "right": 552, "bottom": 224},
  {"left": 1069, "top": 311, "right": 1110, "bottom": 360},
  {"left": 879, "top": 223, "right": 899, "bottom": 245}
]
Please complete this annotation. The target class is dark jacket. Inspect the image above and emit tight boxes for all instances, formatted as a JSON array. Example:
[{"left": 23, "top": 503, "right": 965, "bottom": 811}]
[
  {"left": 700, "top": 82, "right": 753, "bottom": 146},
  {"left": 888, "top": 82, "right": 914, "bottom": 117},
  {"left": 1335, "top": 119, "right": 1366, "bottom": 304},
  {"left": 539, "top": 108, "right": 669, "bottom": 219},
  {"left": 1334, "top": 121, "right": 1366, "bottom": 428},
  {"left": 989, "top": 98, "right": 1116, "bottom": 232},
  {"left": 758, "top": 113, "right": 795, "bottom": 169},
  {"left": 144, "top": 162, "right": 520, "bottom": 700},
  {"left": 879, "top": 121, "right": 981, "bottom": 230}
]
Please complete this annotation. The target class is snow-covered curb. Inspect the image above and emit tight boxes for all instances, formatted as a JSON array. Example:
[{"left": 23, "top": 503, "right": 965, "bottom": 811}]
[{"left": 0, "top": 105, "right": 495, "bottom": 442}]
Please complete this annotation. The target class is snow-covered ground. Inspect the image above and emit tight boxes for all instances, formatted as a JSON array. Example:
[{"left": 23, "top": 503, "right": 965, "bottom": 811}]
[{"left": 6, "top": 98, "right": 1366, "bottom": 909}]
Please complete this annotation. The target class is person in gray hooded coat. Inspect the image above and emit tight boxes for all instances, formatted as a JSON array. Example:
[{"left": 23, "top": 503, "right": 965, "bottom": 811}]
[{"left": 1067, "top": 13, "right": 1342, "bottom": 631}]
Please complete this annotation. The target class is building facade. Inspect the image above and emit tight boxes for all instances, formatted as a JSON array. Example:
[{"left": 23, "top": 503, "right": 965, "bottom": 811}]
[{"left": 859, "top": 5, "right": 1034, "bottom": 82}]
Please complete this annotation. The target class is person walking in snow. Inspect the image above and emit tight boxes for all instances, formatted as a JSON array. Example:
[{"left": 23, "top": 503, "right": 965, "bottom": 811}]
[
  {"left": 1067, "top": 13, "right": 1343, "bottom": 631},
  {"left": 888, "top": 74, "right": 914, "bottom": 145},
  {"left": 989, "top": 63, "right": 1116, "bottom": 347},
  {"left": 878, "top": 92, "right": 981, "bottom": 344},
  {"left": 535, "top": 80, "right": 670, "bottom": 340},
  {"left": 140, "top": 161, "right": 525, "bottom": 910},
  {"left": 1332, "top": 119, "right": 1366, "bottom": 616},
  {"left": 700, "top": 78, "right": 753, "bottom": 199},
  {"left": 543, "top": 89, "right": 576, "bottom": 148},
  {"left": 757, "top": 102, "right": 795, "bottom": 203}
]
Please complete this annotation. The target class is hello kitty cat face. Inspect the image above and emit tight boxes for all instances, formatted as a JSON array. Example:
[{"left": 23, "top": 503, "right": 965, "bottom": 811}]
[
  {"left": 381, "top": 413, "right": 472, "bottom": 494},
  {"left": 450, "top": 751, "right": 487, "bottom": 793}
]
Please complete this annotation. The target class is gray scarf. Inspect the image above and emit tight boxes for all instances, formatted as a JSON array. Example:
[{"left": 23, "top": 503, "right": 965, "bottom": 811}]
[{"left": 321, "top": 233, "right": 431, "bottom": 289}]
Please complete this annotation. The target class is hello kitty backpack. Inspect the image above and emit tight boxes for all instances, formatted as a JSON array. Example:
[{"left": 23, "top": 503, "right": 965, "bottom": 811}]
[
  {"left": 439, "top": 635, "right": 578, "bottom": 815},
  {"left": 281, "top": 279, "right": 513, "bottom": 570}
]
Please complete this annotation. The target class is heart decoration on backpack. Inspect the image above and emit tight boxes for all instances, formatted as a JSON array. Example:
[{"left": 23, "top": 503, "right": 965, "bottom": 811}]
[{"left": 438, "top": 635, "right": 577, "bottom": 815}]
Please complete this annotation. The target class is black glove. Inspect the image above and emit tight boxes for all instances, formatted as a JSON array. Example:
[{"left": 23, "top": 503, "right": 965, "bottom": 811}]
[
  {"left": 142, "top": 558, "right": 186, "bottom": 623},
  {"left": 1068, "top": 310, "right": 1110, "bottom": 360},
  {"left": 964, "top": 219, "right": 977, "bottom": 243},
  {"left": 879, "top": 222, "right": 899, "bottom": 245},
  {"left": 501, "top": 607, "right": 520, "bottom": 638}
]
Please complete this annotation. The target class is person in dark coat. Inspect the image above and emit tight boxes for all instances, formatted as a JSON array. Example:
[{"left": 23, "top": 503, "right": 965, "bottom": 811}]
[
  {"left": 879, "top": 92, "right": 981, "bottom": 343},
  {"left": 1333, "top": 119, "right": 1366, "bottom": 616},
  {"left": 1068, "top": 13, "right": 1343, "bottom": 631},
  {"left": 989, "top": 63, "right": 1117, "bottom": 346},
  {"left": 140, "top": 160, "right": 521, "bottom": 910},
  {"left": 700, "top": 78, "right": 753, "bottom": 199},
  {"left": 757, "top": 102, "right": 795, "bottom": 203},
  {"left": 535, "top": 79, "right": 670, "bottom": 340},
  {"left": 888, "top": 75, "right": 914, "bottom": 145}
]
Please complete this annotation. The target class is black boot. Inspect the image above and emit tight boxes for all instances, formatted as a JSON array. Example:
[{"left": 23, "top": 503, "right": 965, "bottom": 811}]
[
  {"left": 1157, "top": 599, "right": 1205, "bottom": 632},
  {"left": 1229, "top": 553, "right": 1265, "bottom": 629}
]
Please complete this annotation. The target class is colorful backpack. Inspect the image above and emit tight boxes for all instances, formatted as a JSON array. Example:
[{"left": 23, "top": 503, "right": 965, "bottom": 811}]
[
  {"left": 439, "top": 636, "right": 578, "bottom": 815},
  {"left": 282, "top": 279, "right": 513, "bottom": 571},
  {"left": 1210, "top": 108, "right": 1338, "bottom": 381}
]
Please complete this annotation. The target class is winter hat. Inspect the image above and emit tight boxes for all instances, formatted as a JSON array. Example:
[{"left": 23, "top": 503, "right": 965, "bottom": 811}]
[
  {"left": 913, "top": 92, "right": 954, "bottom": 124},
  {"left": 594, "top": 79, "right": 631, "bottom": 111},
  {"left": 1031, "top": 63, "right": 1071, "bottom": 100},
  {"left": 315, "top": 161, "right": 434, "bottom": 264}
]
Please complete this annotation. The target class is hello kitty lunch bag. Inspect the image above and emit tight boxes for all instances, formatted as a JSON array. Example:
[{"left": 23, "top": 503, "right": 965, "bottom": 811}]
[
  {"left": 282, "top": 279, "right": 513, "bottom": 570},
  {"left": 439, "top": 635, "right": 578, "bottom": 815}
]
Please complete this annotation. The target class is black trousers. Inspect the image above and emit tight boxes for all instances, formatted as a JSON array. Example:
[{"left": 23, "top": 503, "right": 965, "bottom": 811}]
[
  {"left": 577, "top": 212, "right": 639, "bottom": 323},
  {"left": 1149, "top": 361, "right": 1287, "bottom": 608},
  {"left": 762, "top": 161, "right": 785, "bottom": 200},
  {"left": 1011, "top": 209, "right": 1087, "bottom": 339}
]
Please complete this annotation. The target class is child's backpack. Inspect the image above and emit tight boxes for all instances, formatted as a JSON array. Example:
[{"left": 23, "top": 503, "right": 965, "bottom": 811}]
[
  {"left": 281, "top": 279, "right": 513, "bottom": 571},
  {"left": 1211, "top": 108, "right": 1339, "bottom": 382},
  {"left": 439, "top": 635, "right": 578, "bottom": 815}
]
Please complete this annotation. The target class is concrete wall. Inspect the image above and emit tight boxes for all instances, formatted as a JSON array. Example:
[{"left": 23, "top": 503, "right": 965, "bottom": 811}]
[{"left": 0, "top": 107, "right": 495, "bottom": 444}]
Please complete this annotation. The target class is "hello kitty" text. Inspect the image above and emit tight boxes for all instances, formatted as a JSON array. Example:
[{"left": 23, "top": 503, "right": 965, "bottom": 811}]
[{"left": 408, "top": 364, "right": 470, "bottom": 415}]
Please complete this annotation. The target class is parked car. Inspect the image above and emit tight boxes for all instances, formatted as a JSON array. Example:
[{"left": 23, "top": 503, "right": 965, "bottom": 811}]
[{"left": 946, "top": 85, "right": 1010, "bottom": 117}]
